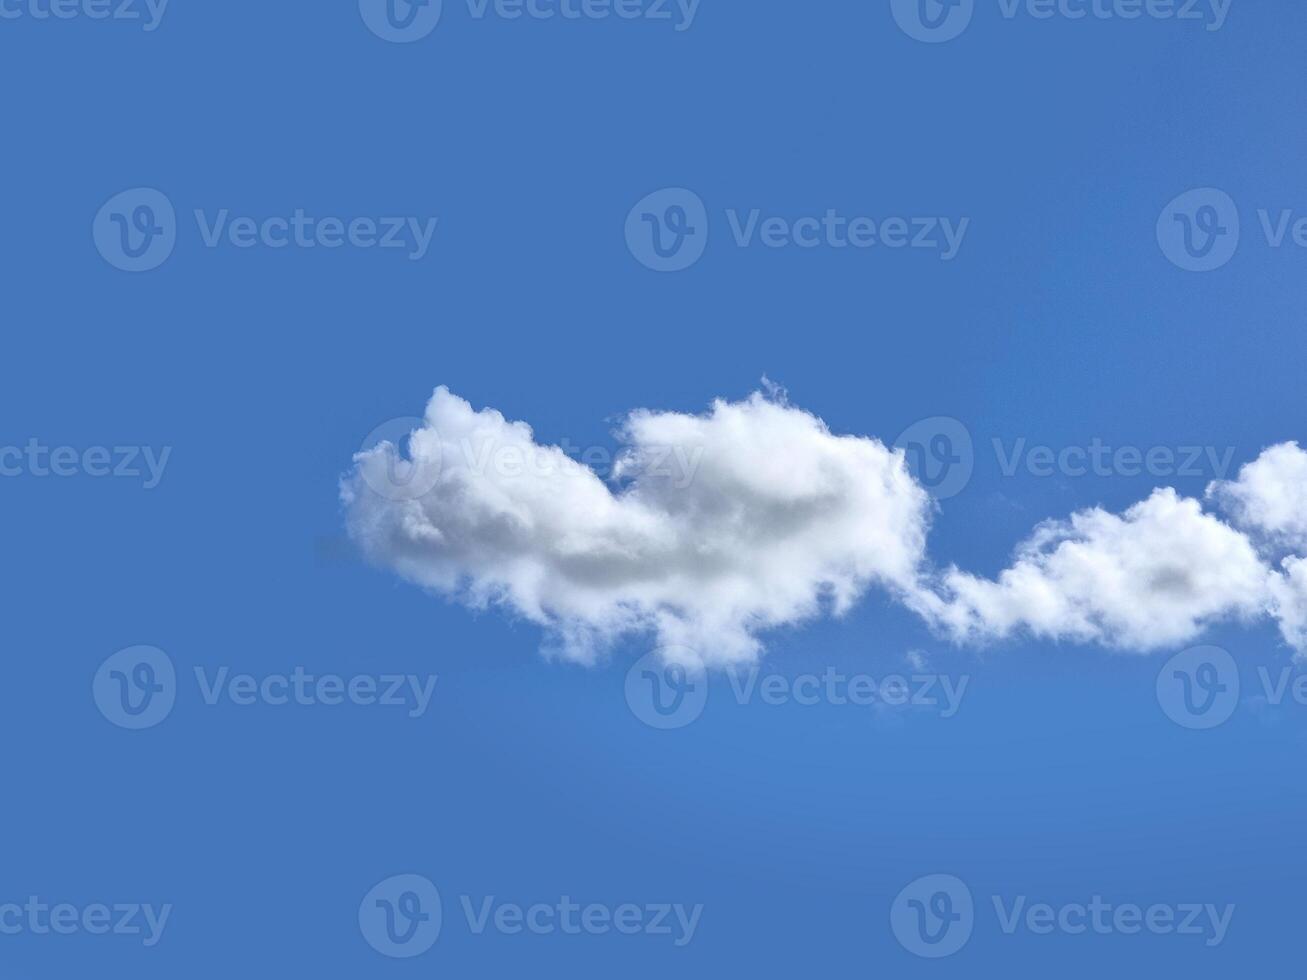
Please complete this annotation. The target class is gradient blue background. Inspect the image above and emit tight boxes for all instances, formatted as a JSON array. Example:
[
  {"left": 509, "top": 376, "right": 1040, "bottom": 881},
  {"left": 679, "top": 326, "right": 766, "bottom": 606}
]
[{"left": 3, "top": 1, "right": 1306, "bottom": 975}]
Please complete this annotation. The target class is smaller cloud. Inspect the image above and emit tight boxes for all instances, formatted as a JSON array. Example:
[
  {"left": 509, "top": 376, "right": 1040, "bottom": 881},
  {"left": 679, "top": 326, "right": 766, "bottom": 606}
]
[
  {"left": 1269, "top": 557, "right": 1307, "bottom": 655},
  {"left": 1208, "top": 442, "right": 1307, "bottom": 551},
  {"left": 911, "top": 489, "right": 1272, "bottom": 652}
]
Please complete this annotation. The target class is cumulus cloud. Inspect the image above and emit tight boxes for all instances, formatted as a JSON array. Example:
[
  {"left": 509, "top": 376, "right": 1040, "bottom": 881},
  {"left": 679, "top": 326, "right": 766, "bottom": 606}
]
[
  {"left": 1208, "top": 442, "right": 1307, "bottom": 551},
  {"left": 1269, "top": 558, "right": 1307, "bottom": 653},
  {"left": 343, "top": 387, "right": 931, "bottom": 668},
  {"left": 913, "top": 490, "right": 1272, "bottom": 651},
  {"left": 343, "top": 387, "right": 1307, "bottom": 665}
]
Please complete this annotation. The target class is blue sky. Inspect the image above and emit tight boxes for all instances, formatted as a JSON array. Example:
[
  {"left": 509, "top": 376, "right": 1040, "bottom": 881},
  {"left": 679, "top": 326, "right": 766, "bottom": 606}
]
[{"left": 3, "top": 1, "right": 1307, "bottom": 976}]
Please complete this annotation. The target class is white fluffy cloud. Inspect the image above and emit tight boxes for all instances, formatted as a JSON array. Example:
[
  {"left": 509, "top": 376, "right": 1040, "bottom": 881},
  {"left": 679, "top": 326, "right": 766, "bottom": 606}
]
[
  {"left": 1269, "top": 558, "right": 1307, "bottom": 654},
  {"left": 343, "top": 387, "right": 1307, "bottom": 665},
  {"left": 343, "top": 387, "right": 931, "bottom": 668},
  {"left": 1208, "top": 441, "right": 1307, "bottom": 550},
  {"left": 914, "top": 490, "right": 1272, "bottom": 651}
]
